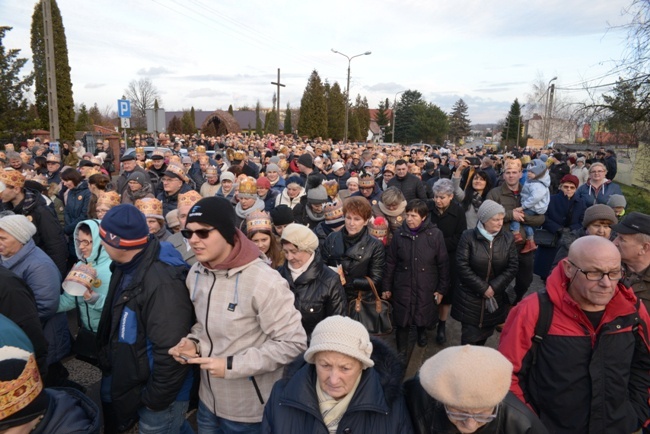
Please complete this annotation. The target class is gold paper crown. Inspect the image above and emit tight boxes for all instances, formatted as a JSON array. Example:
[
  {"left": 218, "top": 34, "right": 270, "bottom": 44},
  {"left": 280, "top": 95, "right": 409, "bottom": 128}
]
[
  {"left": 278, "top": 160, "right": 289, "bottom": 172},
  {"left": 97, "top": 191, "right": 121, "bottom": 208},
  {"left": 24, "top": 171, "right": 48, "bottom": 187},
  {"left": 233, "top": 150, "right": 246, "bottom": 161},
  {"left": 135, "top": 147, "right": 145, "bottom": 155},
  {"left": 358, "top": 174, "right": 375, "bottom": 188},
  {"left": 152, "top": 149, "right": 165, "bottom": 159},
  {"left": 0, "top": 169, "right": 25, "bottom": 188},
  {"left": 384, "top": 164, "right": 396, "bottom": 174},
  {"left": 369, "top": 217, "right": 389, "bottom": 237},
  {"left": 46, "top": 153, "right": 61, "bottom": 163},
  {"left": 178, "top": 190, "right": 203, "bottom": 208},
  {"left": 0, "top": 350, "right": 43, "bottom": 421},
  {"left": 246, "top": 210, "right": 272, "bottom": 233},
  {"left": 324, "top": 201, "right": 344, "bottom": 222},
  {"left": 165, "top": 163, "right": 188, "bottom": 183},
  {"left": 206, "top": 165, "right": 218, "bottom": 177},
  {"left": 196, "top": 145, "right": 207, "bottom": 154},
  {"left": 135, "top": 197, "right": 164, "bottom": 219},
  {"left": 323, "top": 180, "right": 339, "bottom": 197},
  {"left": 198, "top": 155, "right": 209, "bottom": 164},
  {"left": 238, "top": 177, "right": 258, "bottom": 196},
  {"left": 169, "top": 155, "right": 181, "bottom": 165},
  {"left": 63, "top": 263, "right": 99, "bottom": 293}
]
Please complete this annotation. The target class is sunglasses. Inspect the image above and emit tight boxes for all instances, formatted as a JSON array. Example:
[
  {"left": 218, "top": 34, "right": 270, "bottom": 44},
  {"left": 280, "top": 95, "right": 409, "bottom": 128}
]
[{"left": 180, "top": 228, "right": 216, "bottom": 239}]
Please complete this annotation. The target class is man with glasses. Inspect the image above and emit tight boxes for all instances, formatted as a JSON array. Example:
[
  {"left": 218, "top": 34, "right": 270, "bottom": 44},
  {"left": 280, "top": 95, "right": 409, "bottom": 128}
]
[
  {"left": 499, "top": 235, "right": 650, "bottom": 433},
  {"left": 613, "top": 212, "right": 650, "bottom": 313}
]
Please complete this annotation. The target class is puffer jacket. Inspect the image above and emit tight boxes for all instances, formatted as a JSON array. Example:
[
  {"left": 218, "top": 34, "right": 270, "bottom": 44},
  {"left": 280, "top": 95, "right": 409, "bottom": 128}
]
[
  {"left": 157, "top": 183, "right": 193, "bottom": 217},
  {"left": 384, "top": 221, "right": 449, "bottom": 328},
  {"left": 64, "top": 180, "right": 91, "bottom": 236},
  {"left": 278, "top": 251, "right": 347, "bottom": 336},
  {"left": 452, "top": 227, "right": 519, "bottom": 328},
  {"left": 58, "top": 219, "right": 112, "bottom": 332},
  {"left": 575, "top": 179, "right": 623, "bottom": 207},
  {"left": 321, "top": 227, "right": 386, "bottom": 300},
  {"left": 404, "top": 378, "right": 549, "bottom": 434},
  {"left": 388, "top": 173, "right": 427, "bottom": 201},
  {"left": 33, "top": 388, "right": 101, "bottom": 434},
  {"left": 96, "top": 238, "right": 193, "bottom": 429},
  {"left": 275, "top": 186, "right": 305, "bottom": 209},
  {"left": 262, "top": 338, "right": 414, "bottom": 434},
  {"left": 521, "top": 171, "right": 551, "bottom": 214}
]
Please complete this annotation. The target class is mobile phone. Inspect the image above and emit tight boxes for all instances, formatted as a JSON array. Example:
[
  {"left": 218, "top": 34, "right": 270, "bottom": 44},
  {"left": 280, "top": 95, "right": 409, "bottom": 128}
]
[{"left": 179, "top": 354, "right": 192, "bottom": 362}]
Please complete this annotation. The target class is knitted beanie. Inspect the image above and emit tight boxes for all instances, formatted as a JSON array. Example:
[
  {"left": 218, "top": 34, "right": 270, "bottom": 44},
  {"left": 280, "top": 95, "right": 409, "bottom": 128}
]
[
  {"left": 256, "top": 177, "right": 271, "bottom": 190},
  {"left": 165, "top": 209, "right": 180, "bottom": 229},
  {"left": 266, "top": 163, "right": 281, "bottom": 173},
  {"left": 559, "top": 174, "right": 579, "bottom": 189},
  {"left": 477, "top": 200, "right": 506, "bottom": 224},
  {"left": 607, "top": 194, "right": 626, "bottom": 208},
  {"left": 99, "top": 204, "right": 150, "bottom": 250},
  {"left": 186, "top": 197, "right": 236, "bottom": 245},
  {"left": 304, "top": 316, "right": 374, "bottom": 369},
  {"left": 0, "top": 215, "right": 37, "bottom": 244},
  {"left": 281, "top": 223, "right": 319, "bottom": 254},
  {"left": 269, "top": 205, "right": 294, "bottom": 226},
  {"left": 583, "top": 204, "right": 618, "bottom": 228},
  {"left": 527, "top": 159, "right": 547, "bottom": 176},
  {"left": 220, "top": 172, "right": 236, "bottom": 183},
  {"left": 307, "top": 185, "right": 328, "bottom": 204},
  {"left": 298, "top": 153, "right": 314, "bottom": 169},
  {"left": 419, "top": 345, "right": 513, "bottom": 410},
  {"left": 127, "top": 171, "right": 148, "bottom": 186},
  {"left": 324, "top": 201, "right": 344, "bottom": 226},
  {"left": 286, "top": 175, "right": 305, "bottom": 188}
]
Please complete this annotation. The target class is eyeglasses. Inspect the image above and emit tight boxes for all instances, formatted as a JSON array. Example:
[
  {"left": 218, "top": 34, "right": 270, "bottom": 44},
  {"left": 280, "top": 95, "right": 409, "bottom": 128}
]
[
  {"left": 445, "top": 404, "right": 499, "bottom": 424},
  {"left": 75, "top": 239, "right": 91, "bottom": 247},
  {"left": 590, "top": 170, "right": 606, "bottom": 174},
  {"left": 180, "top": 228, "right": 216, "bottom": 239},
  {"left": 568, "top": 260, "right": 624, "bottom": 281}
]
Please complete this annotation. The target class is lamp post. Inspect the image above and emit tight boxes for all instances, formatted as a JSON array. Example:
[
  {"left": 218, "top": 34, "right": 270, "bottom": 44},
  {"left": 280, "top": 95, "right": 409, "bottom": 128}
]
[
  {"left": 331, "top": 49, "right": 372, "bottom": 143},
  {"left": 542, "top": 77, "right": 557, "bottom": 146},
  {"left": 392, "top": 90, "right": 406, "bottom": 144},
  {"left": 516, "top": 104, "right": 526, "bottom": 150}
]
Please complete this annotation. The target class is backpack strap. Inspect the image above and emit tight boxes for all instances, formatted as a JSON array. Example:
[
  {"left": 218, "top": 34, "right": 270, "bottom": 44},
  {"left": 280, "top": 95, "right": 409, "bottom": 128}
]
[{"left": 531, "top": 290, "right": 554, "bottom": 366}]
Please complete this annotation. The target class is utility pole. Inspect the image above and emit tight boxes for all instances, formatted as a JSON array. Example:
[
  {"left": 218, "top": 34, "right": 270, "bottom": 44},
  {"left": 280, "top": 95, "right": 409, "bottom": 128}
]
[
  {"left": 516, "top": 104, "right": 526, "bottom": 149},
  {"left": 545, "top": 84, "right": 556, "bottom": 146},
  {"left": 270, "top": 68, "right": 285, "bottom": 134},
  {"left": 42, "top": 0, "right": 60, "bottom": 141}
]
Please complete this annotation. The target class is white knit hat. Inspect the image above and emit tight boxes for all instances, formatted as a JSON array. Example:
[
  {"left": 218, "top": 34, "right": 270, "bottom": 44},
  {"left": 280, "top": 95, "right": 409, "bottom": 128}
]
[
  {"left": 281, "top": 223, "right": 319, "bottom": 254},
  {"left": 304, "top": 316, "right": 374, "bottom": 369},
  {"left": 419, "top": 345, "right": 513, "bottom": 410},
  {"left": 0, "top": 215, "right": 37, "bottom": 244},
  {"left": 477, "top": 200, "right": 506, "bottom": 224}
]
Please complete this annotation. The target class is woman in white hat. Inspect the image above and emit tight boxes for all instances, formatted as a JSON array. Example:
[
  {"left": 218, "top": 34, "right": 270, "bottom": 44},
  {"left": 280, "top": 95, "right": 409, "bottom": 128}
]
[
  {"left": 404, "top": 345, "right": 548, "bottom": 433},
  {"left": 262, "top": 315, "right": 413, "bottom": 433}
]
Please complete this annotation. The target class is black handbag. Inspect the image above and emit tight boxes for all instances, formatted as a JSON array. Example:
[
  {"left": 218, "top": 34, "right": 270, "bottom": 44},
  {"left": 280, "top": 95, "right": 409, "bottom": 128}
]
[
  {"left": 72, "top": 299, "right": 99, "bottom": 365},
  {"left": 534, "top": 228, "right": 559, "bottom": 247},
  {"left": 348, "top": 277, "right": 393, "bottom": 335}
]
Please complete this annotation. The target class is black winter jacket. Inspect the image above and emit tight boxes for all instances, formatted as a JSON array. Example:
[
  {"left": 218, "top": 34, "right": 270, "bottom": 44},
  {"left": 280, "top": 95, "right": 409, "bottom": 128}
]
[
  {"left": 384, "top": 221, "right": 449, "bottom": 328},
  {"left": 262, "top": 338, "right": 414, "bottom": 434},
  {"left": 404, "top": 377, "right": 549, "bottom": 434},
  {"left": 321, "top": 227, "right": 385, "bottom": 300},
  {"left": 452, "top": 227, "right": 518, "bottom": 328},
  {"left": 388, "top": 173, "right": 427, "bottom": 201},
  {"left": 278, "top": 252, "right": 347, "bottom": 336},
  {"left": 97, "top": 238, "right": 193, "bottom": 430}
]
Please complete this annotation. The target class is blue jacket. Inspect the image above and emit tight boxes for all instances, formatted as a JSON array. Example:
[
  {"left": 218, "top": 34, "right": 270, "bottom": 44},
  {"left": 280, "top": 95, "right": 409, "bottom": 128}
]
[
  {"left": 58, "top": 219, "right": 112, "bottom": 332},
  {"left": 34, "top": 388, "right": 101, "bottom": 434},
  {"left": 521, "top": 171, "right": 551, "bottom": 214},
  {"left": 542, "top": 193, "right": 587, "bottom": 234},
  {"left": 64, "top": 181, "right": 91, "bottom": 235},
  {"left": 575, "top": 180, "right": 622, "bottom": 207},
  {"left": 270, "top": 176, "right": 286, "bottom": 193}
]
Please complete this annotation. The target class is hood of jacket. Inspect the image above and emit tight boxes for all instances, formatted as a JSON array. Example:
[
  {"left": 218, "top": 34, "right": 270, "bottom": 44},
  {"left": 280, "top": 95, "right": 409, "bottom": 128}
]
[{"left": 74, "top": 219, "right": 111, "bottom": 266}]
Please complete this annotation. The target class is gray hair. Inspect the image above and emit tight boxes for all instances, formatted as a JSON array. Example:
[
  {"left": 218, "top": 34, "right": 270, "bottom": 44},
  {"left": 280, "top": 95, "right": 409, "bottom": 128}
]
[
  {"left": 381, "top": 187, "right": 405, "bottom": 206},
  {"left": 6, "top": 151, "right": 21, "bottom": 161},
  {"left": 432, "top": 178, "right": 454, "bottom": 196}
]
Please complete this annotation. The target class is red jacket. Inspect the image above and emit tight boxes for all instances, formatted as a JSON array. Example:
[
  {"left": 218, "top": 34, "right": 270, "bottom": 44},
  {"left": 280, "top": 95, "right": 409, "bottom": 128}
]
[{"left": 498, "top": 260, "right": 650, "bottom": 434}]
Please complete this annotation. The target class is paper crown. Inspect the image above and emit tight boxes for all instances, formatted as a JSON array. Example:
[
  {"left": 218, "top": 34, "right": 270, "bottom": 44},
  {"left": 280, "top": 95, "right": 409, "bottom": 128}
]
[
  {"left": 45, "top": 153, "right": 61, "bottom": 163},
  {"left": 151, "top": 149, "right": 165, "bottom": 159},
  {"left": 324, "top": 200, "right": 344, "bottom": 223},
  {"left": 323, "top": 180, "right": 339, "bottom": 197},
  {"left": 196, "top": 145, "right": 207, "bottom": 154},
  {"left": 165, "top": 163, "right": 188, "bottom": 183},
  {"left": 178, "top": 190, "right": 203, "bottom": 208},
  {"left": 62, "top": 263, "right": 99, "bottom": 296},
  {"left": 206, "top": 165, "right": 218, "bottom": 177},
  {"left": 238, "top": 177, "right": 258, "bottom": 197},
  {"left": 358, "top": 174, "right": 375, "bottom": 188},
  {"left": 169, "top": 155, "right": 181, "bottom": 165},
  {"left": 135, "top": 197, "right": 164, "bottom": 220},
  {"left": 0, "top": 169, "right": 25, "bottom": 188},
  {"left": 135, "top": 147, "right": 145, "bottom": 155},
  {"left": 369, "top": 216, "right": 389, "bottom": 238},
  {"left": 24, "top": 171, "right": 48, "bottom": 187},
  {"left": 96, "top": 191, "right": 121, "bottom": 208},
  {"left": 0, "top": 348, "right": 43, "bottom": 421},
  {"left": 246, "top": 210, "right": 272, "bottom": 233},
  {"left": 233, "top": 150, "right": 246, "bottom": 161},
  {"left": 278, "top": 160, "right": 289, "bottom": 171},
  {"left": 384, "top": 164, "right": 396, "bottom": 174}
]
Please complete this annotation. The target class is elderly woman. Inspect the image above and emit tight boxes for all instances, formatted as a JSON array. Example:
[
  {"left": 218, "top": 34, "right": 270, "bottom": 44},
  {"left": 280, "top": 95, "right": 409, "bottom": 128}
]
[
  {"left": 452, "top": 165, "right": 493, "bottom": 228},
  {"left": 246, "top": 210, "right": 285, "bottom": 268},
  {"left": 552, "top": 204, "right": 618, "bottom": 270},
  {"left": 234, "top": 177, "right": 265, "bottom": 231},
  {"left": 384, "top": 199, "right": 449, "bottom": 357},
  {"left": 95, "top": 191, "right": 121, "bottom": 220},
  {"left": 135, "top": 197, "right": 171, "bottom": 242},
  {"left": 404, "top": 345, "right": 548, "bottom": 434},
  {"left": 278, "top": 224, "right": 347, "bottom": 336},
  {"left": 575, "top": 161, "right": 622, "bottom": 207},
  {"left": 429, "top": 179, "right": 467, "bottom": 344},
  {"left": 322, "top": 197, "right": 386, "bottom": 303},
  {"left": 452, "top": 200, "right": 519, "bottom": 346},
  {"left": 262, "top": 315, "right": 414, "bottom": 433},
  {"left": 120, "top": 171, "right": 154, "bottom": 205},
  {"left": 372, "top": 186, "right": 407, "bottom": 245},
  {"left": 534, "top": 174, "right": 587, "bottom": 280},
  {"left": 275, "top": 175, "right": 306, "bottom": 209},
  {"left": 215, "top": 171, "right": 236, "bottom": 202}
]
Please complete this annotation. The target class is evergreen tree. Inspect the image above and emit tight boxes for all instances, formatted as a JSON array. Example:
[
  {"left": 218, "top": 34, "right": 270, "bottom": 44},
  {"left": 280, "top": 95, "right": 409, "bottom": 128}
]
[
  {"left": 88, "top": 103, "right": 103, "bottom": 126},
  {"left": 375, "top": 99, "right": 390, "bottom": 130},
  {"left": 297, "top": 70, "right": 328, "bottom": 138},
  {"left": 448, "top": 98, "right": 471, "bottom": 143},
  {"left": 181, "top": 110, "right": 194, "bottom": 135},
  {"left": 284, "top": 103, "right": 293, "bottom": 135},
  {"left": 265, "top": 108, "right": 279, "bottom": 134},
  {"left": 394, "top": 90, "right": 423, "bottom": 144},
  {"left": 0, "top": 27, "right": 38, "bottom": 143},
  {"left": 418, "top": 103, "right": 449, "bottom": 145},
  {"left": 502, "top": 99, "right": 522, "bottom": 150},
  {"left": 228, "top": 104, "right": 234, "bottom": 116},
  {"left": 190, "top": 106, "right": 196, "bottom": 131},
  {"left": 168, "top": 115, "right": 182, "bottom": 134},
  {"left": 352, "top": 95, "right": 371, "bottom": 142},
  {"left": 603, "top": 78, "right": 645, "bottom": 136},
  {"left": 75, "top": 103, "right": 91, "bottom": 131},
  {"left": 30, "top": 0, "right": 75, "bottom": 139},
  {"left": 326, "top": 82, "right": 346, "bottom": 141},
  {"left": 255, "top": 101, "right": 263, "bottom": 136}
]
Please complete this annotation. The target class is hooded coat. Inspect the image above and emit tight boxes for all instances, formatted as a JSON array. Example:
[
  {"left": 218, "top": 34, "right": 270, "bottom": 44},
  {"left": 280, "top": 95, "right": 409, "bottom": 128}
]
[{"left": 261, "top": 338, "right": 414, "bottom": 434}]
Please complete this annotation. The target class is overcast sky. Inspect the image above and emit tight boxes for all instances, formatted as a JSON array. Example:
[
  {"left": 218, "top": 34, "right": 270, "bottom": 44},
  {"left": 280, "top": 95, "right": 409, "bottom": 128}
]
[{"left": 1, "top": 0, "right": 635, "bottom": 124}]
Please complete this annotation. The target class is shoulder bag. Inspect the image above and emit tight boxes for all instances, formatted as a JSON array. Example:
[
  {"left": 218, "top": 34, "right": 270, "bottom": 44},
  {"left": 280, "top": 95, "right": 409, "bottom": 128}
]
[{"left": 348, "top": 277, "right": 393, "bottom": 335}]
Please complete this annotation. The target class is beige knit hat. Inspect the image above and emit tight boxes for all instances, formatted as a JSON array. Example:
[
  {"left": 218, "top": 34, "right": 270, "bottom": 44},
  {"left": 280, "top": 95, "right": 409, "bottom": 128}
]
[
  {"left": 419, "top": 345, "right": 512, "bottom": 410},
  {"left": 304, "top": 316, "right": 374, "bottom": 369},
  {"left": 281, "top": 223, "right": 319, "bottom": 254}
]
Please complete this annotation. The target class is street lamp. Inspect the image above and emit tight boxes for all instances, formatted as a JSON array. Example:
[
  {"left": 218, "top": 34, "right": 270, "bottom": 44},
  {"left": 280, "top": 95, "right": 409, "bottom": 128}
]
[
  {"left": 331, "top": 49, "right": 372, "bottom": 143},
  {"left": 516, "top": 104, "right": 526, "bottom": 149},
  {"left": 392, "top": 90, "right": 406, "bottom": 144},
  {"left": 543, "top": 77, "right": 557, "bottom": 146}
]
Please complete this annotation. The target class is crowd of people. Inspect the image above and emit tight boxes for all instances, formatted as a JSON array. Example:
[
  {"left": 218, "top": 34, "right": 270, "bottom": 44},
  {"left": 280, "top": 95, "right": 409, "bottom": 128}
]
[{"left": 0, "top": 132, "right": 648, "bottom": 434}]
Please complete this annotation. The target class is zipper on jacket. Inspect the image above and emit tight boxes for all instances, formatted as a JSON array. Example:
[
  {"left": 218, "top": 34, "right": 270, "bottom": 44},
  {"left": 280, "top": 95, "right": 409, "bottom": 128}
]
[
  {"left": 196, "top": 268, "right": 218, "bottom": 414},
  {"left": 479, "top": 240, "right": 493, "bottom": 328},
  {"left": 250, "top": 376, "right": 265, "bottom": 405}
]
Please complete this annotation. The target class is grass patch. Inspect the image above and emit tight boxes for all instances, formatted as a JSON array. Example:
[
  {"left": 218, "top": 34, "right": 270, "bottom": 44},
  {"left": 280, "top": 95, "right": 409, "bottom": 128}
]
[{"left": 619, "top": 183, "right": 650, "bottom": 214}]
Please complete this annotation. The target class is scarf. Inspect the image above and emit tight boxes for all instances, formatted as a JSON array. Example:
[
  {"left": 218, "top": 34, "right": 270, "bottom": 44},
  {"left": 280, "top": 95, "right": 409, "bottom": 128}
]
[
  {"left": 471, "top": 191, "right": 484, "bottom": 213},
  {"left": 477, "top": 221, "right": 496, "bottom": 242},
  {"left": 378, "top": 200, "right": 407, "bottom": 217},
  {"left": 235, "top": 198, "right": 265, "bottom": 218},
  {"left": 306, "top": 205, "right": 325, "bottom": 222},
  {"left": 206, "top": 229, "right": 261, "bottom": 270},
  {"left": 316, "top": 373, "right": 362, "bottom": 433},
  {"left": 288, "top": 252, "right": 315, "bottom": 281}
]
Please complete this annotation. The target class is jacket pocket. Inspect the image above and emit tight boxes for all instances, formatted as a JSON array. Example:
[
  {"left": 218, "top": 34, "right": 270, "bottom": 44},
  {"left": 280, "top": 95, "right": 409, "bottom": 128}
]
[{"left": 118, "top": 307, "right": 137, "bottom": 345}]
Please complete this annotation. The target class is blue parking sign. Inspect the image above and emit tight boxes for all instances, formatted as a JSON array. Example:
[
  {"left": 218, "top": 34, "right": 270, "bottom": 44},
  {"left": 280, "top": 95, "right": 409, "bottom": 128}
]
[{"left": 118, "top": 99, "right": 131, "bottom": 118}]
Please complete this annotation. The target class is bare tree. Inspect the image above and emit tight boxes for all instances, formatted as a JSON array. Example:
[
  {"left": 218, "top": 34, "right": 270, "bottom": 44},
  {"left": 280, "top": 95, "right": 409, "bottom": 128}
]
[{"left": 124, "top": 78, "right": 161, "bottom": 130}]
